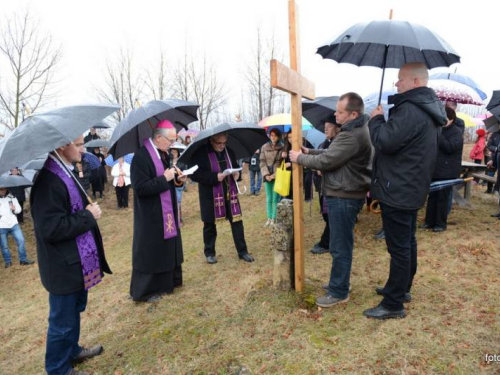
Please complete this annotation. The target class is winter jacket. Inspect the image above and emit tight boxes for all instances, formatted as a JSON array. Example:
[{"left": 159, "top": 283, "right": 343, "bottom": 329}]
[
  {"left": 369, "top": 86, "right": 447, "bottom": 210},
  {"left": 259, "top": 141, "right": 283, "bottom": 178},
  {"left": 297, "top": 114, "right": 372, "bottom": 199},
  {"left": 0, "top": 194, "right": 21, "bottom": 229},
  {"left": 433, "top": 124, "right": 464, "bottom": 180},
  {"left": 470, "top": 136, "right": 486, "bottom": 161}
]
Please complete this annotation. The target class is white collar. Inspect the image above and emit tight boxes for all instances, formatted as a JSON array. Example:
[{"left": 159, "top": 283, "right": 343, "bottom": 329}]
[{"left": 48, "top": 154, "right": 74, "bottom": 177}]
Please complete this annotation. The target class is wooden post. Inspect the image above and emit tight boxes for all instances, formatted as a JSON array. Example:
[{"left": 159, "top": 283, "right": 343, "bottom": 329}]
[{"left": 270, "top": 0, "right": 315, "bottom": 292}]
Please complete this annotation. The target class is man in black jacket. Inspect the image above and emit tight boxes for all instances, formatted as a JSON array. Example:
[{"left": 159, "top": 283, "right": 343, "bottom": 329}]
[
  {"left": 486, "top": 129, "right": 500, "bottom": 194},
  {"left": 83, "top": 127, "right": 100, "bottom": 153},
  {"left": 364, "top": 62, "right": 447, "bottom": 319},
  {"left": 31, "top": 135, "right": 111, "bottom": 375},
  {"left": 421, "top": 107, "right": 463, "bottom": 232}
]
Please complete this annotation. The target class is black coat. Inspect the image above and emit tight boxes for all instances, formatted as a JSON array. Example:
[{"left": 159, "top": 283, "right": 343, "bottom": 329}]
[
  {"left": 487, "top": 132, "right": 500, "bottom": 154},
  {"left": 130, "top": 145, "right": 183, "bottom": 274},
  {"left": 90, "top": 152, "right": 106, "bottom": 191},
  {"left": 369, "top": 87, "right": 447, "bottom": 210},
  {"left": 9, "top": 185, "right": 26, "bottom": 203},
  {"left": 432, "top": 124, "right": 464, "bottom": 180},
  {"left": 73, "top": 160, "right": 92, "bottom": 192},
  {"left": 454, "top": 117, "right": 465, "bottom": 134},
  {"left": 248, "top": 151, "right": 261, "bottom": 172},
  {"left": 30, "top": 168, "right": 111, "bottom": 294},
  {"left": 189, "top": 143, "right": 241, "bottom": 223}
]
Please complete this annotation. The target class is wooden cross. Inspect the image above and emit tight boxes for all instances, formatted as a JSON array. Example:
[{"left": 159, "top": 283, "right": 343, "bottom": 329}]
[{"left": 270, "top": 0, "right": 315, "bottom": 292}]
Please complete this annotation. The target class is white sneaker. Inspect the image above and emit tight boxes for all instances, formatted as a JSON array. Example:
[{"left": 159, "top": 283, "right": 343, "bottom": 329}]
[
  {"left": 269, "top": 219, "right": 275, "bottom": 226},
  {"left": 264, "top": 219, "right": 271, "bottom": 227}
]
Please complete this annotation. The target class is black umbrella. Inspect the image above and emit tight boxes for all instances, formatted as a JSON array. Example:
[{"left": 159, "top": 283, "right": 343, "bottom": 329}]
[
  {"left": 84, "top": 139, "right": 110, "bottom": 148},
  {"left": 486, "top": 90, "right": 500, "bottom": 111},
  {"left": 0, "top": 175, "right": 33, "bottom": 189},
  {"left": 302, "top": 96, "right": 339, "bottom": 132},
  {"left": 484, "top": 116, "right": 500, "bottom": 133},
  {"left": 317, "top": 19, "right": 460, "bottom": 104},
  {"left": 109, "top": 99, "right": 199, "bottom": 159},
  {"left": 177, "top": 123, "right": 268, "bottom": 166},
  {"left": 303, "top": 128, "right": 326, "bottom": 149}
]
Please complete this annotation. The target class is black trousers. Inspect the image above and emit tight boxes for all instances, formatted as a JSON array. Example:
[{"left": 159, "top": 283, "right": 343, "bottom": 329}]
[
  {"left": 203, "top": 220, "right": 248, "bottom": 257},
  {"left": 318, "top": 196, "right": 330, "bottom": 248},
  {"left": 115, "top": 186, "right": 130, "bottom": 208},
  {"left": 16, "top": 201, "right": 24, "bottom": 223},
  {"left": 380, "top": 203, "right": 418, "bottom": 311},
  {"left": 424, "top": 186, "right": 451, "bottom": 228}
]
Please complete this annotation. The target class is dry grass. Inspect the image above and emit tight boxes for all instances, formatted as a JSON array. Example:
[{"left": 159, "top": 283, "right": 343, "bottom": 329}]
[{"left": 1, "top": 165, "right": 500, "bottom": 374}]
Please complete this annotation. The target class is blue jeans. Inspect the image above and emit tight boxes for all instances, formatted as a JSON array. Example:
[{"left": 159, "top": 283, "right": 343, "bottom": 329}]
[
  {"left": 46, "top": 290, "right": 88, "bottom": 375},
  {"left": 250, "top": 170, "right": 262, "bottom": 193},
  {"left": 326, "top": 196, "right": 364, "bottom": 299},
  {"left": 0, "top": 224, "right": 27, "bottom": 264}
]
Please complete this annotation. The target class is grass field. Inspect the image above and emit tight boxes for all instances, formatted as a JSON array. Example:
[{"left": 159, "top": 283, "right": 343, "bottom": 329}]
[{"left": 1, "top": 162, "right": 499, "bottom": 374}]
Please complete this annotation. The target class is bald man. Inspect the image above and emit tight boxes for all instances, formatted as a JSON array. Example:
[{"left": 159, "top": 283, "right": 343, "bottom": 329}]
[{"left": 364, "top": 62, "right": 447, "bottom": 319}]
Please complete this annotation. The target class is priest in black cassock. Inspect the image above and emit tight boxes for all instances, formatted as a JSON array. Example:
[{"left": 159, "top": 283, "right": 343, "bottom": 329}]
[
  {"left": 130, "top": 120, "right": 186, "bottom": 303},
  {"left": 189, "top": 132, "right": 255, "bottom": 264}
]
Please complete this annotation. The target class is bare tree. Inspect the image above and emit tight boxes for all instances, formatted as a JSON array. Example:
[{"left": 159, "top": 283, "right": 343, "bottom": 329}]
[
  {"left": 0, "top": 10, "right": 62, "bottom": 129},
  {"left": 95, "top": 48, "right": 143, "bottom": 123},
  {"left": 144, "top": 48, "right": 172, "bottom": 100},
  {"left": 172, "top": 49, "right": 227, "bottom": 130},
  {"left": 243, "top": 27, "right": 288, "bottom": 122}
]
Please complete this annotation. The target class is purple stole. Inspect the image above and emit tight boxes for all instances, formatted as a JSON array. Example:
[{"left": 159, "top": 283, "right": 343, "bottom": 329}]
[
  {"left": 207, "top": 148, "right": 242, "bottom": 222},
  {"left": 44, "top": 157, "right": 102, "bottom": 290},
  {"left": 321, "top": 195, "right": 328, "bottom": 215},
  {"left": 144, "top": 139, "right": 178, "bottom": 239}
]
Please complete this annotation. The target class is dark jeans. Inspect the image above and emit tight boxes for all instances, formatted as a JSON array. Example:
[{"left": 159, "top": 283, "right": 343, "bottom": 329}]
[
  {"left": 304, "top": 169, "right": 313, "bottom": 201},
  {"left": 425, "top": 186, "right": 451, "bottom": 228},
  {"left": 318, "top": 195, "right": 330, "bottom": 249},
  {"left": 46, "top": 290, "right": 88, "bottom": 375},
  {"left": 249, "top": 170, "right": 262, "bottom": 193},
  {"left": 203, "top": 220, "right": 248, "bottom": 257},
  {"left": 380, "top": 203, "right": 418, "bottom": 311},
  {"left": 326, "top": 196, "right": 364, "bottom": 299},
  {"left": 115, "top": 185, "right": 130, "bottom": 208}
]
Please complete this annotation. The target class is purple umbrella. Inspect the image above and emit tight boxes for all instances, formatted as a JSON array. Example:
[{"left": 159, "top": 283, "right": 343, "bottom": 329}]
[{"left": 82, "top": 152, "right": 101, "bottom": 170}]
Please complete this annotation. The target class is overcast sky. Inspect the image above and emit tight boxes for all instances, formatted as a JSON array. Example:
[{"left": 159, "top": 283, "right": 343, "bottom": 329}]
[{"left": 1, "top": 0, "right": 499, "bottom": 119}]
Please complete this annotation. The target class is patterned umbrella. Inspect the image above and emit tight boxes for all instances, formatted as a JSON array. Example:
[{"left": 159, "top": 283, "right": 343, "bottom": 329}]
[
  {"left": 258, "top": 113, "right": 313, "bottom": 133},
  {"left": 429, "top": 72, "right": 487, "bottom": 100},
  {"left": 456, "top": 112, "right": 477, "bottom": 128},
  {"left": 428, "top": 80, "right": 483, "bottom": 105},
  {"left": 178, "top": 128, "right": 199, "bottom": 138}
]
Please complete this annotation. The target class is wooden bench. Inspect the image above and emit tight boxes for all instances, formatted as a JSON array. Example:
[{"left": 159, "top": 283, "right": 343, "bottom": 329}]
[{"left": 471, "top": 172, "right": 497, "bottom": 184}]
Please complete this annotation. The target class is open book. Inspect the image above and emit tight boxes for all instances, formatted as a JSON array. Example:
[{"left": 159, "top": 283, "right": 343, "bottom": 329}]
[
  {"left": 222, "top": 167, "right": 242, "bottom": 175},
  {"left": 180, "top": 165, "right": 198, "bottom": 176}
]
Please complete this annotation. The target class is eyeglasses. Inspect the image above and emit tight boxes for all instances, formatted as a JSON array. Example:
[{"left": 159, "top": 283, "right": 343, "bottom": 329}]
[
  {"left": 162, "top": 135, "right": 177, "bottom": 143},
  {"left": 212, "top": 140, "right": 227, "bottom": 146}
]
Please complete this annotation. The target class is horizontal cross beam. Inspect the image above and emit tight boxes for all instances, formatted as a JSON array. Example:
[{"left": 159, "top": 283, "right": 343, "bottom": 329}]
[{"left": 270, "top": 59, "right": 315, "bottom": 100}]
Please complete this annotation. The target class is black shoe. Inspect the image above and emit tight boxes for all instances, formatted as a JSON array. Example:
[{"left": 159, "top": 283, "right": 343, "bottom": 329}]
[
  {"left": 363, "top": 304, "right": 406, "bottom": 319},
  {"left": 375, "top": 287, "right": 411, "bottom": 303},
  {"left": 239, "top": 253, "right": 254, "bottom": 262},
  {"left": 374, "top": 230, "right": 385, "bottom": 240},
  {"left": 310, "top": 243, "right": 329, "bottom": 254},
  {"left": 20, "top": 260, "right": 35, "bottom": 266},
  {"left": 419, "top": 223, "right": 433, "bottom": 229},
  {"left": 490, "top": 213, "right": 500, "bottom": 218},
  {"left": 206, "top": 255, "right": 218, "bottom": 264},
  {"left": 72, "top": 344, "right": 104, "bottom": 364},
  {"left": 5, "top": 262, "right": 12, "bottom": 269},
  {"left": 433, "top": 226, "right": 446, "bottom": 233}
]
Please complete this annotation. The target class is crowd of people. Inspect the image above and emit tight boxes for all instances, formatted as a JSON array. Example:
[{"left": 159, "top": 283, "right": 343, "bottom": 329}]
[{"left": 3, "top": 62, "right": 499, "bottom": 375}]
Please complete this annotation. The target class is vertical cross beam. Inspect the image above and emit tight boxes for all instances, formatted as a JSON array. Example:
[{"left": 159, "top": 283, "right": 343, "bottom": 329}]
[{"left": 270, "top": 0, "right": 315, "bottom": 292}]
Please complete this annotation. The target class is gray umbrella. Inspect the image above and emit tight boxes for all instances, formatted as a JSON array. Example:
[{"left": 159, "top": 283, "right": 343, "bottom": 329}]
[
  {"left": 92, "top": 121, "right": 112, "bottom": 129},
  {"left": 302, "top": 96, "right": 339, "bottom": 132},
  {"left": 303, "top": 128, "right": 327, "bottom": 149},
  {"left": 84, "top": 139, "right": 110, "bottom": 148},
  {"left": 484, "top": 116, "right": 500, "bottom": 133},
  {"left": 177, "top": 123, "right": 268, "bottom": 166},
  {"left": 0, "top": 175, "right": 33, "bottom": 189},
  {"left": 317, "top": 20, "right": 461, "bottom": 104},
  {"left": 108, "top": 99, "right": 199, "bottom": 159},
  {"left": 0, "top": 104, "right": 120, "bottom": 176},
  {"left": 21, "top": 154, "right": 48, "bottom": 171}
]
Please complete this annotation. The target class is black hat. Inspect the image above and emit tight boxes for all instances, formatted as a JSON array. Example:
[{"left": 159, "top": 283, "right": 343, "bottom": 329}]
[{"left": 323, "top": 113, "right": 339, "bottom": 126}]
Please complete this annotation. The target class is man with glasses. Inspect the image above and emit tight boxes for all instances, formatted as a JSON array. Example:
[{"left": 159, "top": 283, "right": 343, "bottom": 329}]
[
  {"left": 190, "top": 132, "right": 255, "bottom": 264},
  {"left": 129, "top": 120, "right": 186, "bottom": 303}
]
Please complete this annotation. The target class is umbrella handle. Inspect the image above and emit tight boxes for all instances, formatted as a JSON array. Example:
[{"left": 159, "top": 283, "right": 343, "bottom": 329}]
[
  {"left": 369, "top": 199, "right": 382, "bottom": 214},
  {"left": 54, "top": 151, "right": 94, "bottom": 204},
  {"left": 235, "top": 180, "right": 247, "bottom": 195}
]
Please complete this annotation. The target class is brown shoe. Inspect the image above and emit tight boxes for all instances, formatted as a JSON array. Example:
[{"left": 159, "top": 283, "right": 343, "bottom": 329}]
[{"left": 72, "top": 344, "right": 103, "bottom": 364}]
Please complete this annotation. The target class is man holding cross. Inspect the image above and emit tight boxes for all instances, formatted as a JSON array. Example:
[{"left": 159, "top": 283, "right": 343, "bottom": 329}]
[
  {"left": 290, "top": 92, "right": 372, "bottom": 307},
  {"left": 190, "top": 132, "right": 255, "bottom": 264}
]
